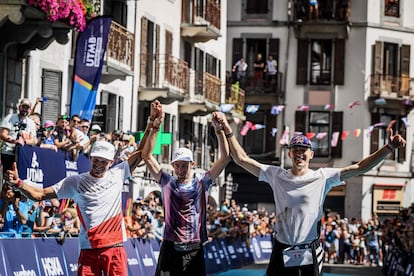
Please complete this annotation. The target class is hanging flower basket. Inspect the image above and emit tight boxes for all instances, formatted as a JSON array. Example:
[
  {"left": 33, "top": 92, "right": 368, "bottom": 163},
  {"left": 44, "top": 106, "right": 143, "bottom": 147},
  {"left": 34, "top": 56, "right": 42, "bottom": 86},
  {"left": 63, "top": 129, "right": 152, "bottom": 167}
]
[{"left": 27, "top": 0, "right": 97, "bottom": 31}]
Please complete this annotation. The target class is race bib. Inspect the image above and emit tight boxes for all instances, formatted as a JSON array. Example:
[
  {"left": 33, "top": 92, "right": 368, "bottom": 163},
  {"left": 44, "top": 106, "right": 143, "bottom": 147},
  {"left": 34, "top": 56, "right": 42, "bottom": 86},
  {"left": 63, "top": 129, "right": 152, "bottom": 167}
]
[{"left": 282, "top": 247, "right": 313, "bottom": 267}]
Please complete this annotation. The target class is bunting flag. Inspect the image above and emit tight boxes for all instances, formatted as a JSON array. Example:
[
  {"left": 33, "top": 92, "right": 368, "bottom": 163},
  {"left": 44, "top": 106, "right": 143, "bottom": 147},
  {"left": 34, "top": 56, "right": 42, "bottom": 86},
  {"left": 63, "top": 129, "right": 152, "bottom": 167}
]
[
  {"left": 250, "top": 124, "right": 266, "bottom": 131},
  {"left": 306, "top": 132, "right": 315, "bottom": 139},
  {"left": 245, "top": 105, "right": 260, "bottom": 114},
  {"left": 324, "top": 104, "right": 334, "bottom": 110},
  {"left": 402, "top": 117, "right": 410, "bottom": 127},
  {"left": 354, "top": 128, "right": 361, "bottom": 137},
  {"left": 271, "top": 105, "right": 285, "bottom": 115},
  {"left": 348, "top": 101, "right": 361, "bottom": 109},
  {"left": 341, "top": 131, "right": 349, "bottom": 141},
  {"left": 240, "top": 121, "right": 253, "bottom": 136},
  {"left": 297, "top": 105, "right": 309, "bottom": 111},
  {"left": 373, "top": 122, "right": 385, "bottom": 127},
  {"left": 279, "top": 126, "right": 290, "bottom": 145},
  {"left": 316, "top": 132, "right": 327, "bottom": 140},
  {"left": 70, "top": 17, "right": 112, "bottom": 120},
  {"left": 271, "top": 128, "right": 278, "bottom": 137},
  {"left": 403, "top": 99, "right": 412, "bottom": 106},
  {"left": 331, "top": 131, "right": 340, "bottom": 147},
  {"left": 220, "top": 104, "right": 234, "bottom": 113},
  {"left": 374, "top": 98, "right": 387, "bottom": 105},
  {"left": 365, "top": 125, "right": 374, "bottom": 137},
  {"left": 233, "top": 117, "right": 241, "bottom": 125}
]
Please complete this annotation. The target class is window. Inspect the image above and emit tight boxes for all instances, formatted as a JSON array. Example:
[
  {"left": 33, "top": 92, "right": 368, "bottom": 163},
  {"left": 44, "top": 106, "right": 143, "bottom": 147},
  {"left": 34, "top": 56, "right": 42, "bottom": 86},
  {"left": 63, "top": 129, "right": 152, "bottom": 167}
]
[
  {"left": 370, "top": 113, "right": 406, "bottom": 162},
  {"left": 310, "top": 40, "right": 332, "bottom": 85},
  {"left": 297, "top": 39, "right": 345, "bottom": 85},
  {"left": 42, "top": 69, "right": 62, "bottom": 123},
  {"left": 384, "top": 0, "right": 399, "bottom": 17},
  {"left": 295, "top": 111, "right": 343, "bottom": 158},
  {"left": 246, "top": 0, "right": 268, "bottom": 14}
]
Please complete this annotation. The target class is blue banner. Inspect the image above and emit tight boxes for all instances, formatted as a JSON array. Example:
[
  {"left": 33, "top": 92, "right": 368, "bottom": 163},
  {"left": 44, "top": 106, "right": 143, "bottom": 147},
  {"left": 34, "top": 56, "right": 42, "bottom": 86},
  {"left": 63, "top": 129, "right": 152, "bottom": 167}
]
[
  {"left": 70, "top": 17, "right": 112, "bottom": 120},
  {"left": 33, "top": 238, "right": 67, "bottom": 275},
  {"left": 61, "top": 238, "right": 79, "bottom": 275},
  {"left": 1, "top": 239, "right": 39, "bottom": 274},
  {"left": 17, "top": 145, "right": 91, "bottom": 187},
  {"left": 135, "top": 239, "right": 157, "bottom": 276},
  {"left": 124, "top": 239, "right": 144, "bottom": 275}
]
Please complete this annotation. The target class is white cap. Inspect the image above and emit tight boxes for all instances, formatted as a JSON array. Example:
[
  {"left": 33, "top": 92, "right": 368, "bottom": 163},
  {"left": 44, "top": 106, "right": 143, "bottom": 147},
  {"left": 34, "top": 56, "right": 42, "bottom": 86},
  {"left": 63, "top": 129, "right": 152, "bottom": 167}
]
[
  {"left": 171, "top": 147, "right": 193, "bottom": 163},
  {"left": 90, "top": 141, "right": 115, "bottom": 161},
  {"left": 91, "top": 124, "right": 101, "bottom": 132}
]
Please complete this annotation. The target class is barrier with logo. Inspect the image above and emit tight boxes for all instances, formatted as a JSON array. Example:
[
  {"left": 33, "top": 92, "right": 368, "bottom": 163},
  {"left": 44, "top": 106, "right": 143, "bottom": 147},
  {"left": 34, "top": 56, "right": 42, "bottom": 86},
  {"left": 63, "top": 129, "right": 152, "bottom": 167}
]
[
  {"left": 0, "top": 235, "right": 272, "bottom": 275},
  {"left": 383, "top": 247, "right": 414, "bottom": 276}
]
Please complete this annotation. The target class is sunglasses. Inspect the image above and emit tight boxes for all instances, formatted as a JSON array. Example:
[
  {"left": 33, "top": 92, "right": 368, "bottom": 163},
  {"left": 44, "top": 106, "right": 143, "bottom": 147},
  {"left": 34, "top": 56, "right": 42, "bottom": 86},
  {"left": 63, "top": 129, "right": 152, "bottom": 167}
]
[
  {"left": 81, "top": 125, "right": 89, "bottom": 129},
  {"left": 44, "top": 126, "right": 54, "bottom": 131},
  {"left": 72, "top": 120, "right": 80, "bottom": 124}
]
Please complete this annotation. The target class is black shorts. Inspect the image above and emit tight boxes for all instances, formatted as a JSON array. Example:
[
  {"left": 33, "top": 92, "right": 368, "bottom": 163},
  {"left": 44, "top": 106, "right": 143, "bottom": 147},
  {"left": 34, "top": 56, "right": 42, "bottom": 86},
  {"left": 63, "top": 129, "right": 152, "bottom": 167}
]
[
  {"left": 266, "top": 239, "right": 324, "bottom": 276},
  {"left": 155, "top": 240, "right": 205, "bottom": 276}
]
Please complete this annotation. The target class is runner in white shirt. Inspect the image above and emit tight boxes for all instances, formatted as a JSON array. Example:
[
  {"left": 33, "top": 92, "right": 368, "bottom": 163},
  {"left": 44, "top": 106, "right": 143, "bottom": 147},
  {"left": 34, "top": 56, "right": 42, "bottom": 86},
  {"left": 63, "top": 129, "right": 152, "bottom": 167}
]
[
  {"left": 6, "top": 100, "right": 163, "bottom": 275},
  {"left": 215, "top": 113, "right": 406, "bottom": 276}
]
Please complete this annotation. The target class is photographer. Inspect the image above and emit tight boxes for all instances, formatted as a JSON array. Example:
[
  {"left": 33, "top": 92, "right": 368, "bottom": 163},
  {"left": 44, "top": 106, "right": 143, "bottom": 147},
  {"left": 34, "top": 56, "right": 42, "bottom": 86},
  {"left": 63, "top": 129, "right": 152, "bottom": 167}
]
[
  {"left": 0, "top": 184, "right": 28, "bottom": 237},
  {"left": 0, "top": 98, "right": 37, "bottom": 172}
]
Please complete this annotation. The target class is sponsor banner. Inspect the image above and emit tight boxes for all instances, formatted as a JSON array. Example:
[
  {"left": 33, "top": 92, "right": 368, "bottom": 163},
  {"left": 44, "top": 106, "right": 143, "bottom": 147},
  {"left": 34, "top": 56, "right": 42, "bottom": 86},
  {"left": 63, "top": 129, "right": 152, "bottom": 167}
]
[
  {"left": 17, "top": 145, "right": 91, "bottom": 187},
  {"left": 33, "top": 238, "right": 67, "bottom": 276},
  {"left": 124, "top": 239, "right": 144, "bottom": 276},
  {"left": 217, "top": 239, "right": 232, "bottom": 269},
  {"left": 70, "top": 17, "right": 112, "bottom": 120},
  {"left": 224, "top": 239, "right": 243, "bottom": 269},
  {"left": 135, "top": 239, "right": 157, "bottom": 276},
  {"left": 235, "top": 239, "right": 254, "bottom": 266},
  {"left": 204, "top": 240, "right": 226, "bottom": 275},
  {"left": 61, "top": 238, "right": 79, "bottom": 275},
  {"left": 1, "top": 238, "right": 39, "bottom": 274},
  {"left": 149, "top": 238, "right": 160, "bottom": 261}
]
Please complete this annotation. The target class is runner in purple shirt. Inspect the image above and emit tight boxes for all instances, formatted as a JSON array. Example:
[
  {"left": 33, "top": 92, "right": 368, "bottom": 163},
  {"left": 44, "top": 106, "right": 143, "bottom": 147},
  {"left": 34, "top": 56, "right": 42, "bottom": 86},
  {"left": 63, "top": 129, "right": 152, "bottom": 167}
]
[{"left": 141, "top": 103, "right": 230, "bottom": 276}]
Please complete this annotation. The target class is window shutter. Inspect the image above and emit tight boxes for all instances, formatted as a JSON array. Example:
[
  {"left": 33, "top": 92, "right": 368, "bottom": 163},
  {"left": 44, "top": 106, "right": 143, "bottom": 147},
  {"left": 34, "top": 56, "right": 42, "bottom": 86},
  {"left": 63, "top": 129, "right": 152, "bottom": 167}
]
[
  {"left": 331, "top": 111, "right": 343, "bottom": 158},
  {"left": 400, "top": 44, "right": 410, "bottom": 75},
  {"left": 140, "top": 17, "right": 148, "bottom": 87},
  {"left": 334, "top": 39, "right": 345, "bottom": 85},
  {"left": 295, "top": 110, "right": 307, "bottom": 133},
  {"left": 370, "top": 113, "right": 380, "bottom": 154},
  {"left": 232, "top": 38, "right": 243, "bottom": 66},
  {"left": 297, "top": 39, "right": 308, "bottom": 85},
  {"left": 41, "top": 69, "right": 62, "bottom": 122},
  {"left": 269, "top": 38, "right": 280, "bottom": 60},
  {"left": 154, "top": 24, "right": 160, "bottom": 86},
  {"left": 398, "top": 125, "right": 406, "bottom": 163},
  {"left": 374, "top": 41, "right": 383, "bottom": 75}
]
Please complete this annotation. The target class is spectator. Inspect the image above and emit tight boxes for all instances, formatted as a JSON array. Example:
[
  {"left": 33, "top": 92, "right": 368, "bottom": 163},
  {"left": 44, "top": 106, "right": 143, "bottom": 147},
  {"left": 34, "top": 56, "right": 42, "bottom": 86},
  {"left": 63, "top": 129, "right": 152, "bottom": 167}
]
[
  {"left": 125, "top": 209, "right": 144, "bottom": 238},
  {"left": 232, "top": 57, "right": 248, "bottom": 83},
  {"left": 309, "top": 0, "right": 319, "bottom": 19},
  {"left": 60, "top": 207, "right": 80, "bottom": 237},
  {"left": 152, "top": 209, "right": 165, "bottom": 244},
  {"left": 0, "top": 98, "right": 37, "bottom": 172},
  {"left": 79, "top": 119, "right": 90, "bottom": 136},
  {"left": 264, "top": 55, "right": 278, "bottom": 88},
  {"left": 53, "top": 115, "right": 72, "bottom": 150},
  {"left": 40, "top": 120, "right": 57, "bottom": 151},
  {"left": 0, "top": 184, "right": 28, "bottom": 237},
  {"left": 253, "top": 53, "right": 265, "bottom": 88}
]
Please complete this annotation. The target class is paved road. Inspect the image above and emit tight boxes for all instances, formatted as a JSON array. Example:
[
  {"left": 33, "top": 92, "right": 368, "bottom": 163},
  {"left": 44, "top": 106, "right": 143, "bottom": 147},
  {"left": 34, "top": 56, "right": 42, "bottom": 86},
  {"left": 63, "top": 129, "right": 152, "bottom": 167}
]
[{"left": 215, "top": 263, "right": 384, "bottom": 276}]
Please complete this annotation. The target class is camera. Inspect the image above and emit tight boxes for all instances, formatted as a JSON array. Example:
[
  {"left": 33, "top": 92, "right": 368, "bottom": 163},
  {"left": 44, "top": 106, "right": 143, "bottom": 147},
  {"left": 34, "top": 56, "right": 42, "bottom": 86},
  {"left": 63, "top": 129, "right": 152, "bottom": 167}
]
[{"left": 14, "top": 121, "right": 27, "bottom": 132}]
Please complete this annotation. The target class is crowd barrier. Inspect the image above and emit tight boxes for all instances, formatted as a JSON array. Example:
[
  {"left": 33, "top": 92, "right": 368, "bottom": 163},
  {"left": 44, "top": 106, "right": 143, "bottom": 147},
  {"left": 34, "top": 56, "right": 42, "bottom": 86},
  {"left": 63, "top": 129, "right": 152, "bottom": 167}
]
[
  {"left": 383, "top": 247, "right": 414, "bottom": 276},
  {"left": 0, "top": 235, "right": 273, "bottom": 275}
]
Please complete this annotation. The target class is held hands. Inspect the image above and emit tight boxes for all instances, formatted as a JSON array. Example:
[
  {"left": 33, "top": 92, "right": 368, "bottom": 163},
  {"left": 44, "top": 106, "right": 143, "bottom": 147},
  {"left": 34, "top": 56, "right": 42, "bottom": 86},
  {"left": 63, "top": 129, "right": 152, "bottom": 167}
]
[
  {"left": 212, "top": 112, "right": 231, "bottom": 133},
  {"left": 387, "top": 120, "right": 406, "bottom": 149}
]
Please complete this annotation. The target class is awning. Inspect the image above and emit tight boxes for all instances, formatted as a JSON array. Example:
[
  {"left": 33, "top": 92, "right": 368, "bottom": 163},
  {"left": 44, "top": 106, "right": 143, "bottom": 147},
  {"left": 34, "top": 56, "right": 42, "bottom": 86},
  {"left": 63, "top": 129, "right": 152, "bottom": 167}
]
[{"left": 374, "top": 183, "right": 405, "bottom": 187}]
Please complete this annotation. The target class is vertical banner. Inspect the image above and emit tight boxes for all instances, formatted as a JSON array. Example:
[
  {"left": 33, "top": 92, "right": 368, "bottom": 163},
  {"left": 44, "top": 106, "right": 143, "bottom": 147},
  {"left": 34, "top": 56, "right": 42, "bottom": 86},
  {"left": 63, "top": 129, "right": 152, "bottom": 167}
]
[{"left": 70, "top": 17, "right": 112, "bottom": 120}]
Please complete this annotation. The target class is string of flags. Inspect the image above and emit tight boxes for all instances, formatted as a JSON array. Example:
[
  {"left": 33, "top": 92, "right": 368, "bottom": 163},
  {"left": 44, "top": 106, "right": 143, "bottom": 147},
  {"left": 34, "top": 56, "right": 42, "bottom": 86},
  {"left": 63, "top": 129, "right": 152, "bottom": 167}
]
[{"left": 219, "top": 99, "right": 411, "bottom": 142}]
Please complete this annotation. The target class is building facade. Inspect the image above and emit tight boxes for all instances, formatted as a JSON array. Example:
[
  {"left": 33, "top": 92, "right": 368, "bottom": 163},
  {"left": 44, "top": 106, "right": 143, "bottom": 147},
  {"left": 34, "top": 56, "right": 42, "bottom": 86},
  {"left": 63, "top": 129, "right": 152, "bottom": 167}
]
[{"left": 226, "top": 0, "right": 414, "bottom": 221}]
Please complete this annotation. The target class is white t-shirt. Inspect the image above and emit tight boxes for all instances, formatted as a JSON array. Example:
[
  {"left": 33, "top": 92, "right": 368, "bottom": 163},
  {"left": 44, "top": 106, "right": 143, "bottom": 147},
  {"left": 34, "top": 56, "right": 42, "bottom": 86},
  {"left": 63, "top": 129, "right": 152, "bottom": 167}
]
[
  {"left": 0, "top": 113, "right": 37, "bottom": 154},
  {"left": 259, "top": 165, "right": 342, "bottom": 245},
  {"left": 53, "top": 161, "right": 130, "bottom": 249}
]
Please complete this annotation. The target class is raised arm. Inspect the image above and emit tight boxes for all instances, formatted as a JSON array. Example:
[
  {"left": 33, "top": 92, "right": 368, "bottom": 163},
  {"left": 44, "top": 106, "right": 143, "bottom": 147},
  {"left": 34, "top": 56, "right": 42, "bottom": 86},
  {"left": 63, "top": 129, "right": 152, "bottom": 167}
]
[
  {"left": 209, "top": 112, "right": 231, "bottom": 180},
  {"left": 216, "top": 113, "right": 262, "bottom": 177},
  {"left": 6, "top": 162, "right": 57, "bottom": 201},
  {"left": 128, "top": 100, "right": 162, "bottom": 172},
  {"left": 340, "top": 120, "right": 406, "bottom": 181},
  {"left": 140, "top": 102, "right": 164, "bottom": 182}
]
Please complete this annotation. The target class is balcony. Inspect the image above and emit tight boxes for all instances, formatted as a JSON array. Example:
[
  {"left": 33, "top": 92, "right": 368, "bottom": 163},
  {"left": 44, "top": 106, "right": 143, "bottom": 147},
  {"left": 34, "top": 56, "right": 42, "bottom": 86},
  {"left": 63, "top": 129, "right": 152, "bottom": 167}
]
[
  {"left": 293, "top": 0, "right": 350, "bottom": 39},
  {"left": 179, "top": 71, "right": 221, "bottom": 115},
  {"left": 181, "top": 0, "right": 221, "bottom": 42},
  {"left": 0, "top": 0, "right": 72, "bottom": 57},
  {"left": 227, "top": 71, "right": 283, "bottom": 105},
  {"left": 368, "top": 74, "right": 414, "bottom": 114},
  {"left": 103, "top": 21, "right": 134, "bottom": 77},
  {"left": 138, "top": 53, "right": 188, "bottom": 104}
]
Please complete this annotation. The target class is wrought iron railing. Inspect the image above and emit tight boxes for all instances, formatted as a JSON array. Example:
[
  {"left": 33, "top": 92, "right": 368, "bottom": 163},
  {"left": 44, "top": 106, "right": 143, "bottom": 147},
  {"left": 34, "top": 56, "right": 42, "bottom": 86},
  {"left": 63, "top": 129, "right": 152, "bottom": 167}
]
[{"left": 106, "top": 21, "right": 134, "bottom": 71}]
